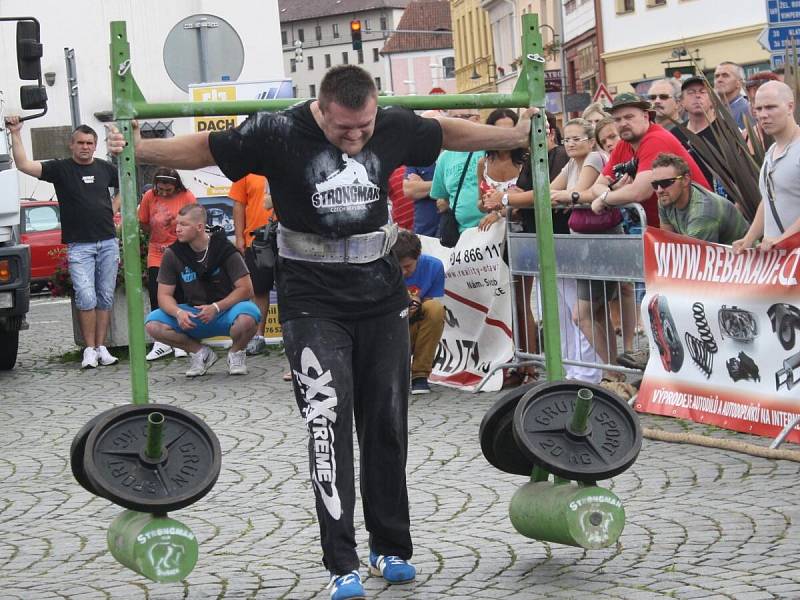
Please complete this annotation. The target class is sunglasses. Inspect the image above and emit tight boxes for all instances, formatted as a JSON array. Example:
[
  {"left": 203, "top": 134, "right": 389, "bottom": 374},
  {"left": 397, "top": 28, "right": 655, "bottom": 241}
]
[
  {"left": 647, "top": 93, "right": 673, "bottom": 101},
  {"left": 650, "top": 175, "right": 684, "bottom": 190}
]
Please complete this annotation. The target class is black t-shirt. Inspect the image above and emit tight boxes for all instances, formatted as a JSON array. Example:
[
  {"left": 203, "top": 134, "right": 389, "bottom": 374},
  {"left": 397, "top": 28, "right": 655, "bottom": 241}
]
[
  {"left": 209, "top": 101, "right": 442, "bottom": 322},
  {"left": 669, "top": 126, "right": 717, "bottom": 189},
  {"left": 516, "top": 145, "right": 571, "bottom": 234},
  {"left": 40, "top": 158, "right": 118, "bottom": 243}
]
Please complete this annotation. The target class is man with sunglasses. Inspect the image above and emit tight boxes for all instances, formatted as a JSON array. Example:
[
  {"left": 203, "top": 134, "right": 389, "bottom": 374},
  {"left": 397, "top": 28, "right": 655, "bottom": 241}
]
[
  {"left": 646, "top": 79, "right": 682, "bottom": 131},
  {"left": 588, "top": 93, "right": 710, "bottom": 228},
  {"left": 654, "top": 153, "right": 747, "bottom": 244}
]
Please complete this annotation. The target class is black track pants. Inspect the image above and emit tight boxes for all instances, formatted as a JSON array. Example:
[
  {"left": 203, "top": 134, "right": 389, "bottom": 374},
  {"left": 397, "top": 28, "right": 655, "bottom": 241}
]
[{"left": 282, "top": 309, "right": 412, "bottom": 575}]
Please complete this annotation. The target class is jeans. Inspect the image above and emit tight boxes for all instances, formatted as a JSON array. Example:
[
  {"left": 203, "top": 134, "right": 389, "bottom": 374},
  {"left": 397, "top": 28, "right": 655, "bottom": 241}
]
[{"left": 68, "top": 238, "right": 119, "bottom": 311}]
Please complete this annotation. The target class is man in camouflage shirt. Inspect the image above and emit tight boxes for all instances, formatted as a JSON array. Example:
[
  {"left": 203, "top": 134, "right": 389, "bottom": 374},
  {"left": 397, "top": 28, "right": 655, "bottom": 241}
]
[{"left": 653, "top": 153, "right": 748, "bottom": 244}]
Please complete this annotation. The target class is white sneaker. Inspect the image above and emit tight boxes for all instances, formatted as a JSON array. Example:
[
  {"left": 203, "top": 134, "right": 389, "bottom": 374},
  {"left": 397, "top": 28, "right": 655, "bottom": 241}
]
[
  {"left": 81, "top": 346, "right": 98, "bottom": 369},
  {"left": 174, "top": 347, "right": 188, "bottom": 358},
  {"left": 186, "top": 346, "right": 218, "bottom": 377},
  {"left": 245, "top": 335, "right": 267, "bottom": 356},
  {"left": 96, "top": 345, "right": 119, "bottom": 366},
  {"left": 146, "top": 341, "right": 173, "bottom": 361},
  {"left": 227, "top": 350, "right": 248, "bottom": 375}
]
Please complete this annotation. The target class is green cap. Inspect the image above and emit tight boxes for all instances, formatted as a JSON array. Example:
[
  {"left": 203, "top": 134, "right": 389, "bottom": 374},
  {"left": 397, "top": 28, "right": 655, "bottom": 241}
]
[{"left": 610, "top": 92, "right": 652, "bottom": 112}]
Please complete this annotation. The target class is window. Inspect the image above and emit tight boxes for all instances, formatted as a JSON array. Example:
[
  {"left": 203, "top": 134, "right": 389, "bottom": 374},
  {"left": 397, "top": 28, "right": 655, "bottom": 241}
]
[
  {"left": 357, "top": 49, "right": 364, "bottom": 64},
  {"left": 364, "top": 19, "right": 370, "bottom": 31},
  {"left": 307, "top": 56, "right": 314, "bottom": 70},
  {"left": 373, "top": 48, "right": 380, "bottom": 62},
  {"left": 315, "top": 25, "right": 322, "bottom": 41},
  {"left": 310, "top": 84, "right": 317, "bottom": 97},
  {"left": 281, "top": 30, "right": 287, "bottom": 45},
  {"left": 332, "top": 23, "right": 340, "bottom": 38},
  {"left": 292, "top": 85, "right": 298, "bottom": 97},
  {"left": 342, "top": 51, "right": 349, "bottom": 65},
  {"left": 380, "top": 16, "right": 387, "bottom": 31},
  {"left": 565, "top": 0, "right": 576, "bottom": 14},
  {"left": 442, "top": 56, "right": 455, "bottom": 79},
  {"left": 647, "top": 0, "right": 666, "bottom": 5},
  {"left": 325, "top": 53, "right": 332, "bottom": 68},
  {"left": 30, "top": 125, "right": 72, "bottom": 160},
  {"left": 616, "top": 0, "right": 635, "bottom": 13},
  {"left": 297, "top": 28, "right": 305, "bottom": 42},
  {"left": 23, "top": 205, "right": 60, "bottom": 233},
  {"left": 290, "top": 59, "right": 296, "bottom": 73},
  {"left": 375, "top": 77, "right": 382, "bottom": 90}
]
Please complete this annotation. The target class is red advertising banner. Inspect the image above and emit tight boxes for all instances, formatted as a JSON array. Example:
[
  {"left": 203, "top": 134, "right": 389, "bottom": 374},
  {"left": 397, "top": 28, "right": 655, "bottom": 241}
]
[{"left": 636, "top": 227, "right": 800, "bottom": 443}]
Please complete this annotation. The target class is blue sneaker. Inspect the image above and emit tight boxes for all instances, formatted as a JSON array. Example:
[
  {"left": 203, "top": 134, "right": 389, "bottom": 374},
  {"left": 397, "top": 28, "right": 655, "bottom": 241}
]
[
  {"left": 327, "top": 570, "right": 365, "bottom": 600},
  {"left": 368, "top": 552, "right": 416, "bottom": 583}
]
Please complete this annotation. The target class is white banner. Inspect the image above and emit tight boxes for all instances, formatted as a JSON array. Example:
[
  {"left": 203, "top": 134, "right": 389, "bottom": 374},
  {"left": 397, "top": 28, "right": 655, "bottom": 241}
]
[{"left": 420, "top": 223, "right": 513, "bottom": 392}]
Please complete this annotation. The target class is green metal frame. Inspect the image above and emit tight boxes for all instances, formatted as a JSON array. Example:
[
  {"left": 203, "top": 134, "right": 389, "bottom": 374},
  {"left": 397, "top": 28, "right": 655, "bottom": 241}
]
[{"left": 109, "top": 13, "right": 564, "bottom": 404}]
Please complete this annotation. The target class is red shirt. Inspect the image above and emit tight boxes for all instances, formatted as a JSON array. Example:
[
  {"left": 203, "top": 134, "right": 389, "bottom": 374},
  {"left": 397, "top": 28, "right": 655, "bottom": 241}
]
[
  {"left": 601, "top": 123, "right": 710, "bottom": 228},
  {"left": 388, "top": 166, "right": 414, "bottom": 230}
]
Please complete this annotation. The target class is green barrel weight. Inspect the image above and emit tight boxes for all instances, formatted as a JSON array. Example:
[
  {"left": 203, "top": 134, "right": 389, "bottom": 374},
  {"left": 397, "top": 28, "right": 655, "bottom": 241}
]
[
  {"left": 107, "top": 510, "right": 198, "bottom": 582},
  {"left": 508, "top": 481, "right": 626, "bottom": 549}
]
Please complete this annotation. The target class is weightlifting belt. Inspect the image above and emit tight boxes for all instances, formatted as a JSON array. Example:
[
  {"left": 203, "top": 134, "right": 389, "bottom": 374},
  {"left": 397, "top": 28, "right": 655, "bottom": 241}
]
[{"left": 277, "top": 223, "right": 398, "bottom": 264}]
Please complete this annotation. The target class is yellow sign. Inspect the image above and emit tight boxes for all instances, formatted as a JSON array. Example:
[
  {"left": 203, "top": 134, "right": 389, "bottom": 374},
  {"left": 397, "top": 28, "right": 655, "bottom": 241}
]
[
  {"left": 193, "top": 85, "right": 238, "bottom": 133},
  {"left": 264, "top": 304, "right": 282, "bottom": 343}
]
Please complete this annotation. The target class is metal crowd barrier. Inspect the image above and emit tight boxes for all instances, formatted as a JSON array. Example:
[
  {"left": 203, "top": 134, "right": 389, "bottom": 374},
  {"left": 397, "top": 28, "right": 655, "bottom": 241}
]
[{"left": 475, "top": 203, "right": 649, "bottom": 395}]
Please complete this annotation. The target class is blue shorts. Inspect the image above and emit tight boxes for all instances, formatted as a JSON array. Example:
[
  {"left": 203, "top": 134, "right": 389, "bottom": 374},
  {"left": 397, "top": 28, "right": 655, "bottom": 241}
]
[
  {"left": 145, "top": 301, "right": 261, "bottom": 339},
  {"left": 68, "top": 238, "right": 119, "bottom": 311}
]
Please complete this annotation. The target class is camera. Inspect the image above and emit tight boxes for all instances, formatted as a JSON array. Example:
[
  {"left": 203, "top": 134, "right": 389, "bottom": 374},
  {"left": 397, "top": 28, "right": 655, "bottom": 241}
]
[{"left": 612, "top": 157, "right": 638, "bottom": 181}]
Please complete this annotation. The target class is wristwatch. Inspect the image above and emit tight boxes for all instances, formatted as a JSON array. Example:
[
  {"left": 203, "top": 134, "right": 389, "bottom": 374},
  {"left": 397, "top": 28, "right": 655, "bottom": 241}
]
[
  {"left": 571, "top": 191, "right": 580, "bottom": 205},
  {"left": 501, "top": 192, "right": 509, "bottom": 208}
]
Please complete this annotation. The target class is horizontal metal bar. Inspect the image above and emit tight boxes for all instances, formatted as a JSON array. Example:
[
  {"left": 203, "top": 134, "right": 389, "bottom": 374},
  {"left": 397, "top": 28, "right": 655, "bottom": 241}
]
[
  {"left": 129, "top": 92, "right": 532, "bottom": 119},
  {"left": 508, "top": 233, "right": 645, "bottom": 279}
]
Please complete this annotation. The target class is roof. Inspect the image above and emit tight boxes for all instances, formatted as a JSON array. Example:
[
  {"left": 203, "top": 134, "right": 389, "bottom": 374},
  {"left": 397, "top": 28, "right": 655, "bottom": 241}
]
[
  {"left": 381, "top": 0, "right": 452, "bottom": 54},
  {"left": 278, "top": 0, "right": 411, "bottom": 23}
]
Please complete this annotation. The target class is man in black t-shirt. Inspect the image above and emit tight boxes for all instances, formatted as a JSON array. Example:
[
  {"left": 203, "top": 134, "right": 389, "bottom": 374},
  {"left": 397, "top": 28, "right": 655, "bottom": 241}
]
[
  {"left": 144, "top": 204, "right": 260, "bottom": 377},
  {"left": 109, "top": 65, "right": 532, "bottom": 600},
  {"left": 7, "top": 117, "right": 120, "bottom": 369}
]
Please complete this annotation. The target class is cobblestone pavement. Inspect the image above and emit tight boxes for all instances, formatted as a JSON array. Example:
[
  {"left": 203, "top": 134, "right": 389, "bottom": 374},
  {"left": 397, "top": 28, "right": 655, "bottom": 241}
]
[{"left": 2, "top": 297, "right": 800, "bottom": 599}]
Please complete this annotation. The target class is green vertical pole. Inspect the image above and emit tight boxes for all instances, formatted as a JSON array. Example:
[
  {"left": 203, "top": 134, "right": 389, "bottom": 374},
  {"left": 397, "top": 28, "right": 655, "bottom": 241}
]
[
  {"left": 520, "top": 14, "right": 563, "bottom": 381},
  {"left": 110, "top": 22, "right": 148, "bottom": 404}
]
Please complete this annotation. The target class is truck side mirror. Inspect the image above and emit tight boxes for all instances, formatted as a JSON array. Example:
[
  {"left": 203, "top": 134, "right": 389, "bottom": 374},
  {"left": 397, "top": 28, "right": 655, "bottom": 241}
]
[
  {"left": 20, "top": 85, "right": 48, "bottom": 110},
  {"left": 16, "top": 21, "right": 43, "bottom": 80}
]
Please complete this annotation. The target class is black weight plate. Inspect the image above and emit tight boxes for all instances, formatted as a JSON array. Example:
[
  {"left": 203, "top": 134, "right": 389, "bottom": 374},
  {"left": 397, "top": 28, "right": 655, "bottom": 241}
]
[
  {"left": 84, "top": 403, "right": 222, "bottom": 513},
  {"left": 70, "top": 405, "right": 130, "bottom": 497},
  {"left": 479, "top": 382, "right": 544, "bottom": 475},
  {"left": 512, "top": 381, "right": 642, "bottom": 482}
]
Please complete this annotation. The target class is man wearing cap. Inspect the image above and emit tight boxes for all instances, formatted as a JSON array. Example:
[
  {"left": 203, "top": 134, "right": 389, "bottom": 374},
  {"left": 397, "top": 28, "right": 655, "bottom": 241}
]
[
  {"left": 589, "top": 93, "right": 711, "bottom": 228},
  {"left": 671, "top": 76, "right": 733, "bottom": 199}
]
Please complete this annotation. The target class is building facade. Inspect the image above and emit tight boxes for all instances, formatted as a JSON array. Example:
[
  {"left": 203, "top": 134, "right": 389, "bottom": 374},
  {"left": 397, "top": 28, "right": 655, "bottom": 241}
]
[
  {"left": 600, "top": 0, "right": 769, "bottom": 94},
  {"left": 451, "top": 0, "right": 496, "bottom": 93},
  {"left": 381, "top": 0, "right": 456, "bottom": 96},
  {"left": 0, "top": 0, "right": 283, "bottom": 200},
  {"left": 279, "top": 0, "right": 409, "bottom": 97}
]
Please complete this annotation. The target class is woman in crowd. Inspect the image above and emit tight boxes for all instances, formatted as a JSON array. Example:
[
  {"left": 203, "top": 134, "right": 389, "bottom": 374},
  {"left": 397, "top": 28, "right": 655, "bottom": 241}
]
[
  {"left": 483, "top": 115, "right": 602, "bottom": 384},
  {"left": 138, "top": 168, "right": 197, "bottom": 360},
  {"left": 549, "top": 118, "right": 629, "bottom": 382},
  {"left": 594, "top": 116, "right": 620, "bottom": 154},
  {"left": 582, "top": 102, "right": 611, "bottom": 128}
]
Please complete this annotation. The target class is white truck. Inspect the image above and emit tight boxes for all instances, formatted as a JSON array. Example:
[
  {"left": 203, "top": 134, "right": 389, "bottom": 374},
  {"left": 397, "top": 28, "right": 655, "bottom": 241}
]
[{"left": 0, "top": 17, "right": 49, "bottom": 369}]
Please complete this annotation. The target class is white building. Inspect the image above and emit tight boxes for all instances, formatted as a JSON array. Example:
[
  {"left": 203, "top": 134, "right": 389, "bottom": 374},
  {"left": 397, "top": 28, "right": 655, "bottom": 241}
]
[
  {"left": 0, "top": 0, "right": 283, "bottom": 199},
  {"left": 599, "top": 0, "right": 769, "bottom": 93},
  {"left": 279, "top": 0, "right": 409, "bottom": 97}
]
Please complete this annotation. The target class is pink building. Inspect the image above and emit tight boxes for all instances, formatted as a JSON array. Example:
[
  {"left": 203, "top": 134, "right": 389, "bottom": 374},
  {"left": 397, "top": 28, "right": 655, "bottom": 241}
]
[{"left": 381, "top": 0, "right": 456, "bottom": 96}]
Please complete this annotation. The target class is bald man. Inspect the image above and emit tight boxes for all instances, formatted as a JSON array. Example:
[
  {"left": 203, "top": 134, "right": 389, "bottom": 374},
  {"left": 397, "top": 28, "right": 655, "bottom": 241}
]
[
  {"left": 145, "top": 203, "right": 260, "bottom": 376},
  {"left": 734, "top": 81, "right": 800, "bottom": 253}
]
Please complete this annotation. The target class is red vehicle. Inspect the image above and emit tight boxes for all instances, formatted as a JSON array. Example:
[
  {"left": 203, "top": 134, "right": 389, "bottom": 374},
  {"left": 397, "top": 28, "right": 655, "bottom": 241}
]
[{"left": 19, "top": 199, "right": 65, "bottom": 288}]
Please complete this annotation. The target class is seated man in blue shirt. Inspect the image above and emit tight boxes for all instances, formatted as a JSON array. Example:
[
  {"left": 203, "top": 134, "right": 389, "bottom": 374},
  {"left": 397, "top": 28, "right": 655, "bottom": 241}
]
[{"left": 392, "top": 229, "right": 446, "bottom": 394}]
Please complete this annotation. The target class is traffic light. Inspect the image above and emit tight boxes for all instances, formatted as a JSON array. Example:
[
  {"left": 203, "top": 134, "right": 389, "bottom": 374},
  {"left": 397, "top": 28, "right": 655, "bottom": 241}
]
[{"left": 350, "top": 20, "right": 362, "bottom": 51}]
